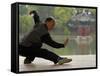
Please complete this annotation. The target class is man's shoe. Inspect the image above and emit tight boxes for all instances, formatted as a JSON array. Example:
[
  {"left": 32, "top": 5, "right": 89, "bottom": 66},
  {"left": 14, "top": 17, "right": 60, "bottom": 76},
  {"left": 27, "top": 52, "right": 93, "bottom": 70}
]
[
  {"left": 24, "top": 58, "right": 32, "bottom": 64},
  {"left": 58, "top": 58, "right": 72, "bottom": 65}
]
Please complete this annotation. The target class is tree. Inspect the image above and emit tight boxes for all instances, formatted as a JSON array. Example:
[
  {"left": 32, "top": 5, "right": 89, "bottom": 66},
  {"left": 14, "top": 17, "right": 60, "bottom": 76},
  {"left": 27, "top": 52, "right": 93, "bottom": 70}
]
[{"left": 19, "top": 15, "right": 33, "bottom": 34}]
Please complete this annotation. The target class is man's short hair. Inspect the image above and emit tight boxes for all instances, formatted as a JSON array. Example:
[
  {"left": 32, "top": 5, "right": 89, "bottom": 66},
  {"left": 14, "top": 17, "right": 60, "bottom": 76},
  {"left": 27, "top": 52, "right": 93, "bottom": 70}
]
[{"left": 45, "top": 17, "right": 55, "bottom": 22}]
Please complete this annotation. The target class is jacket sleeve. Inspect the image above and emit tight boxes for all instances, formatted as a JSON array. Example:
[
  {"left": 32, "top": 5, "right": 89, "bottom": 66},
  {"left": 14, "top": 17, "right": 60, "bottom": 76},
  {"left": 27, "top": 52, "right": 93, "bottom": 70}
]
[{"left": 41, "top": 34, "right": 64, "bottom": 48}]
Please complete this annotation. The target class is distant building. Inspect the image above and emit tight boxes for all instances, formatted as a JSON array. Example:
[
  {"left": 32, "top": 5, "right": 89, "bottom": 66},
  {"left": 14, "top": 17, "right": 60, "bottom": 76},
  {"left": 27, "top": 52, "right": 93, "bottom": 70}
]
[
  {"left": 67, "top": 9, "right": 96, "bottom": 55},
  {"left": 67, "top": 9, "right": 96, "bottom": 36}
]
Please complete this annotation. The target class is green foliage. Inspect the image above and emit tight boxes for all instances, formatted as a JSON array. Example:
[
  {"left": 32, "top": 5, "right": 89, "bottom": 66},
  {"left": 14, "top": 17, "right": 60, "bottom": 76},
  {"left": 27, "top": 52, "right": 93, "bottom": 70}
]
[
  {"left": 64, "top": 26, "right": 71, "bottom": 35},
  {"left": 19, "top": 5, "right": 38, "bottom": 16},
  {"left": 53, "top": 7, "right": 74, "bottom": 35},
  {"left": 19, "top": 15, "right": 33, "bottom": 34},
  {"left": 89, "top": 9, "right": 96, "bottom": 15},
  {"left": 54, "top": 7, "right": 74, "bottom": 25},
  {"left": 19, "top": 5, "right": 28, "bottom": 15}
]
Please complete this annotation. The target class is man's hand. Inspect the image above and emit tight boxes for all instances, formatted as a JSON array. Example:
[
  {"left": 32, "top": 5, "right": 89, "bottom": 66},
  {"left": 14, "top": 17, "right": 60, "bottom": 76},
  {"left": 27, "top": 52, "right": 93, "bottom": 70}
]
[{"left": 64, "top": 38, "right": 69, "bottom": 47}]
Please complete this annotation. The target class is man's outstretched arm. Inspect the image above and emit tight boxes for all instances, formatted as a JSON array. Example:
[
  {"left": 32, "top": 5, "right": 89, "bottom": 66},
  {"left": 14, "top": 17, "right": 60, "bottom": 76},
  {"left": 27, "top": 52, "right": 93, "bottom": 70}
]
[{"left": 41, "top": 34, "right": 64, "bottom": 48}]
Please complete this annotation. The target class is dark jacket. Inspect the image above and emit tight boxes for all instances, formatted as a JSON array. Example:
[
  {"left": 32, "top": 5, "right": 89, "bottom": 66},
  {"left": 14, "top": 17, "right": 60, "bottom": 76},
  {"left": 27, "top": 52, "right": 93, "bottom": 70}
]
[{"left": 20, "top": 23, "right": 64, "bottom": 48}]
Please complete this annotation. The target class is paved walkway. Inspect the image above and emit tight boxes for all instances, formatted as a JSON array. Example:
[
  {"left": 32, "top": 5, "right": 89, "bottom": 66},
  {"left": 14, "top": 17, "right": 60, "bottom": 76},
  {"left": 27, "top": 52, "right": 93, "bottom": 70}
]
[{"left": 19, "top": 55, "right": 96, "bottom": 72}]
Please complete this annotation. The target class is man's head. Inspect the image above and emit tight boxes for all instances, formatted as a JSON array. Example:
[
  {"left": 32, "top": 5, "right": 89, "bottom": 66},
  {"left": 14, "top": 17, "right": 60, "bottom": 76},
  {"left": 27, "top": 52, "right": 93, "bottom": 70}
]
[{"left": 45, "top": 17, "right": 55, "bottom": 31}]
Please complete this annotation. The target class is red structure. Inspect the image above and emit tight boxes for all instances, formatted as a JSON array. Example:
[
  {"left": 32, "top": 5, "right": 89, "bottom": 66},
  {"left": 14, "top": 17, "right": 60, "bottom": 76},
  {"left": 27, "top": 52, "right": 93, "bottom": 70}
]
[{"left": 78, "top": 26, "right": 90, "bottom": 36}]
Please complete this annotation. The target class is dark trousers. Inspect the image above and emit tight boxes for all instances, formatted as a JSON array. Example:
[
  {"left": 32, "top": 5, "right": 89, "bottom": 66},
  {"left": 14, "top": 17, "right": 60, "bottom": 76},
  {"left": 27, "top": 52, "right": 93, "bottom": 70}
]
[{"left": 19, "top": 45, "right": 62, "bottom": 64}]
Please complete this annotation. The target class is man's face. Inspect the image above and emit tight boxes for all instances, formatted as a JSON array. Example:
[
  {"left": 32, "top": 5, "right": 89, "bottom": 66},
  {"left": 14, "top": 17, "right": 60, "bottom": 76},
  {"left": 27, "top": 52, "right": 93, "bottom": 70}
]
[{"left": 46, "top": 20, "right": 55, "bottom": 31}]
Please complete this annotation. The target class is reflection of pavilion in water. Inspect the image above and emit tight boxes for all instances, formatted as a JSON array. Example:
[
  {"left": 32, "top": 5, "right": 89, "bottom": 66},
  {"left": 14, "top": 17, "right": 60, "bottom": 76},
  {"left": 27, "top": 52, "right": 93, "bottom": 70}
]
[{"left": 67, "top": 9, "right": 96, "bottom": 55}]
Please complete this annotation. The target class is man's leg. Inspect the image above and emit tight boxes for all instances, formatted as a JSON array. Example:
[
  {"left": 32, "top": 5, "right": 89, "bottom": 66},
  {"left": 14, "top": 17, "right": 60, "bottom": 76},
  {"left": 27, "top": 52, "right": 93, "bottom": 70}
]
[
  {"left": 24, "top": 56, "right": 35, "bottom": 64},
  {"left": 33, "top": 48, "right": 72, "bottom": 65},
  {"left": 31, "top": 48, "right": 62, "bottom": 64},
  {"left": 19, "top": 45, "right": 36, "bottom": 64},
  {"left": 19, "top": 45, "right": 72, "bottom": 64}
]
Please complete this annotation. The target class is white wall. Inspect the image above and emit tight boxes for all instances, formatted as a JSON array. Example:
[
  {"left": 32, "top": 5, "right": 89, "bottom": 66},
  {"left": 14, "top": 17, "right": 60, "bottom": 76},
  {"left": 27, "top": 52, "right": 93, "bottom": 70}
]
[{"left": 0, "top": 0, "right": 99, "bottom": 76}]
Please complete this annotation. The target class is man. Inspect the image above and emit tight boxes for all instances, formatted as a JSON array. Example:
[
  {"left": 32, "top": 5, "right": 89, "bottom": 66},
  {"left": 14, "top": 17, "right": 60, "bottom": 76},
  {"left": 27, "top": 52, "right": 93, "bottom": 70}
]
[{"left": 19, "top": 17, "right": 72, "bottom": 65}]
